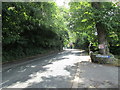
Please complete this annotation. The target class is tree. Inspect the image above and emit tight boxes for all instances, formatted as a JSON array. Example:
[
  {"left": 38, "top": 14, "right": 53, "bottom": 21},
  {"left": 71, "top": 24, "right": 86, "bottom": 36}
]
[
  {"left": 2, "top": 2, "right": 69, "bottom": 62},
  {"left": 69, "top": 2, "right": 119, "bottom": 55},
  {"left": 69, "top": 2, "right": 97, "bottom": 50},
  {"left": 91, "top": 2, "right": 109, "bottom": 55}
]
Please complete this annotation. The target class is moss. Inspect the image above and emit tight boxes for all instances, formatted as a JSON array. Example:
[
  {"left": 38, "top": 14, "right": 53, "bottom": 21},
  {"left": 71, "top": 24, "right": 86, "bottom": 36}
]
[{"left": 90, "top": 52, "right": 120, "bottom": 66}]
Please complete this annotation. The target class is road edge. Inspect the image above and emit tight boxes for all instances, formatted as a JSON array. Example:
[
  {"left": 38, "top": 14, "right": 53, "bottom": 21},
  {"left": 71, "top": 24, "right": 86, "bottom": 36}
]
[{"left": 2, "top": 50, "right": 64, "bottom": 71}]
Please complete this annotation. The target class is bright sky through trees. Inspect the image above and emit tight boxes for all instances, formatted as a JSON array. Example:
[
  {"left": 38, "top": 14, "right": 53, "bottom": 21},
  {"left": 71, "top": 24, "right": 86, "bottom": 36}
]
[{"left": 55, "top": 0, "right": 70, "bottom": 8}]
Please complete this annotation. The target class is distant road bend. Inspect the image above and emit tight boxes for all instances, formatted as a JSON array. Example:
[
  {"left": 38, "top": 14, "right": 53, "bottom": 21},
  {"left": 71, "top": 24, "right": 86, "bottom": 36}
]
[{"left": 2, "top": 49, "right": 119, "bottom": 88}]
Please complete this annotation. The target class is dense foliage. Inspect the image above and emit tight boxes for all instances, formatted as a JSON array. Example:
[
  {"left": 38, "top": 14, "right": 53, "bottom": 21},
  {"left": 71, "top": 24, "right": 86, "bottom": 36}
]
[
  {"left": 69, "top": 2, "right": 120, "bottom": 54},
  {"left": 2, "top": 2, "right": 120, "bottom": 62},
  {"left": 2, "top": 2, "right": 69, "bottom": 62}
]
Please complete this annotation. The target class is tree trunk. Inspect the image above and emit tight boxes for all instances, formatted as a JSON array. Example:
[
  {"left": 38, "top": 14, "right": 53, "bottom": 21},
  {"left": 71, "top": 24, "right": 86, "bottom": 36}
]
[
  {"left": 96, "top": 22, "right": 109, "bottom": 55},
  {"left": 91, "top": 2, "right": 109, "bottom": 55}
]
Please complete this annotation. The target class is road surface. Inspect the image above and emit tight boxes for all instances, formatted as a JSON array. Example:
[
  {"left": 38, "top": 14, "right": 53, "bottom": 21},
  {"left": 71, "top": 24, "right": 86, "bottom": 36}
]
[{"left": 1, "top": 49, "right": 119, "bottom": 88}]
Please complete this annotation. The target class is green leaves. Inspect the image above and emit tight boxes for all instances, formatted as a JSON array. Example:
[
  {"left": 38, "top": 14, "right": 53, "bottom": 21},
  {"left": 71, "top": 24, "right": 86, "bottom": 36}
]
[
  {"left": 69, "top": 2, "right": 119, "bottom": 51},
  {"left": 81, "top": 19, "right": 87, "bottom": 22},
  {"left": 2, "top": 2, "right": 69, "bottom": 62}
]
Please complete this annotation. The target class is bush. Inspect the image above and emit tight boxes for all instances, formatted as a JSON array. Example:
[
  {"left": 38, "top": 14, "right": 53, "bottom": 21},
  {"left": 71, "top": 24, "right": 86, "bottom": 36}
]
[{"left": 109, "top": 46, "right": 120, "bottom": 55}]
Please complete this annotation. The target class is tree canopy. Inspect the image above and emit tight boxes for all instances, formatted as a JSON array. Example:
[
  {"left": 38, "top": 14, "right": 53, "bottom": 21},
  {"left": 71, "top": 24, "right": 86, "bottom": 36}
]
[
  {"left": 2, "top": 2, "right": 120, "bottom": 62},
  {"left": 2, "top": 2, "right": 69, "bottom": 62},
  {"left": 69, "top": 2, "right": 120, "bottom": 54}
]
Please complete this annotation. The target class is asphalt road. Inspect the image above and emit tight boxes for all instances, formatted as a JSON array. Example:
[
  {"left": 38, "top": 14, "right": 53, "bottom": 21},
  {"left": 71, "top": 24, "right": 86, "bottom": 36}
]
[{"left": 1, "top": 49, "right": 119, "bottom": 88}]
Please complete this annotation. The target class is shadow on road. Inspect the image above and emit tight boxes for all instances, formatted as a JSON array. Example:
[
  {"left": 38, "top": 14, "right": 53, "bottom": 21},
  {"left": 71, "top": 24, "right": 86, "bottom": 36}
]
[
  {"left": 2, "top": 49, "right": 84, "bottom": 88},
  {"left": 2, "top": 49, "right": 118, "bottom": 88}
]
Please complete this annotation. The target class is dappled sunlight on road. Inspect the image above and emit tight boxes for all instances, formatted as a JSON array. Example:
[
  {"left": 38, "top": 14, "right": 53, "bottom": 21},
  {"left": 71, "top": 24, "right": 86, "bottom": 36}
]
[
  {"left": 5, "top": 50, "right": 90, "bottom": 88},
  {"left": 3, "top": 49, "right": 118, "bottom": 88}
]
